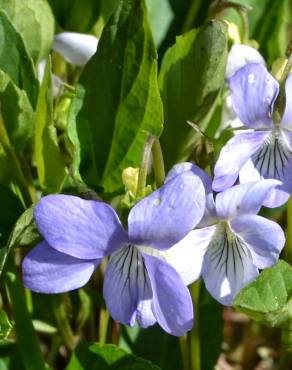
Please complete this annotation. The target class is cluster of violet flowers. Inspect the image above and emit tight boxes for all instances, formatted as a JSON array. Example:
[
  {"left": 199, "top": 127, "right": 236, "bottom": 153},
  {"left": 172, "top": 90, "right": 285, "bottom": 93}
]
[{"left": 22, "top": 38, "right": 290, "bottom": 336}]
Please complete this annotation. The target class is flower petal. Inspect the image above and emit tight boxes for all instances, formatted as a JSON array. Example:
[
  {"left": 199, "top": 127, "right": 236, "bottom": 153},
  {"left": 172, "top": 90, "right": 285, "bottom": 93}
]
[
  {"left": 213, "top": 131, "right": 268, "bottom": 192},
  {"left": 34, "top": 195, "right": 128, "bottom": 260},
  {"left": 22, "top": 241, "right": 100, "bottom": 293},
  {"left": 202, "top": 224, "right": 258, "bottom": 306},
  {"left": 53, "top": 32, "right": 98, "bottom": 66},
  {"left": 165, "top": 226, "right": 215, "bottom": 286},
  {"left": 103, "top": 246, "right": 156, "bottom": 328},
  {"left": 226, "top": 44, "right": 265, "bottom": 79},
  {"left": 215, "top": 180, "right": 281, "bottom": 220},
  {"left": 239, "top": 130, "right": 292, "bottom": 207},
  {"left": 165, "top": 162, "right": 217, "bottom": 226},
  {"left": 143, "top": 253, "right": 194, "bottom": 336},
  {"left": 231, "top": 215, "right": 285, "bottom": 269},
  {"left": 282, "top": 73, "right": 292, "bottom": 128},
  {"left": 128, "top": 170, "right": 205, "bottom": 250},
  {"left": 229, "top": 63, "right": 279, "bottom": 128}
]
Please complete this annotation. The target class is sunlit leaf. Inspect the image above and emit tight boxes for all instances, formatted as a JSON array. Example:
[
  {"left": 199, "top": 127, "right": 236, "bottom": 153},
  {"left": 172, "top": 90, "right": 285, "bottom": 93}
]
[
  {"left": 70, "top": 0, "right": 163, "bottom": 193},
  {"left": 158, "top": 20, "right": 228, "bottom": 169},
  {"left": 0, "top": 10, "right": 38, "bottom": 107},
  {"left": 66, "top": 343, "right": 161, "bottom": 370},
  {"left": 0, "top": 0, "right": 54, "bottom": 62},
  {"left": 234, "top": 261, "right": 292, "bottom": 329}
]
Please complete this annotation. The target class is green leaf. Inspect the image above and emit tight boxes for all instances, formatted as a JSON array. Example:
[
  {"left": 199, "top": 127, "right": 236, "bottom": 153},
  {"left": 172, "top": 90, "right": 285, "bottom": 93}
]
[
  {"left": 7, "top": 207, "right": 40, "bottom": 249},
  {"left": 145, "top": 0, "right": 174, "bottom": 47},
  {"left": 0, "top": 341, "right": 25, "bottom": 370},
  {"left": 0, "top": 69, "right": 34, "bottom": 152},
  {"left": 158, "top": 20, "right": 228, "bottom": 169},
  {"left": 0, "top": 10, "right": 38, "bottom": 107},
  {"left": 5, "top": 272, "right": 46, "bottom": 370},
  {"left": 199, "top": 284, "right": 223, "bottom": 370},
  {"left": 119, "top": 325, "right": 183, "bottom": 370},
  {"left": 35, "top": 58, "right": 67, "bottom": 193},
  {"left": 66, "top": 343, "right": 161, "bottom": 370},
  {"left": 0, "top": 207, "right": 41, "bottom": 276},
  {"left": 0, "top": 309, "right": 13, "bottom": 339},
  {"left": 0, "top": 0, "right": 54, "bottom": 63},
  {"left": 72, "top": 0, "right": 163, "bottom": 192},
  {"left": 233, "top": 260, "right": 292, "bottom": 329}
]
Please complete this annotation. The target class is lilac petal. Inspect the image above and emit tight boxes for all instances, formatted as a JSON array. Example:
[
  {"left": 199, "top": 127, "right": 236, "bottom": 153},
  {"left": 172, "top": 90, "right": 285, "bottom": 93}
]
[
  {"left": 282, "top": 74, "right": 292, "bottom": 128},
  {"left": 166, "top": 226, "right": 216, "bottom": 286},
  {"left": 34, "top": 195, "right": 128, "bottom": 260},
  {"left": 165, "top": 162, "right": 217, "bottom": 226},
  {"left": 239, "top": 130, "right": 292, "bottom": 207},
  {"left": 128, "top": 170, "right": 205, "bottom": 250},
  {"left": 22, "top": 241, "right": 100, "bottom": 293},
  {"left": 226, "top": 44, "right": 265, "bottom": 79},
  {"left": 165, "top": 162, "right": 212, "bottom": 192},
  {"left": 240, "top": 158, "right": 290, "bottom": 207},
  {"left": 213, "top": 131, "right": 268, "bottom": 192},
  {"left": 231, "top": 215, "right": 285, "bottom": 269},
  {"left": 215, "top": 180, "right": 281, "bottom": 220},
  {"left": 202, "top": 224, "right": 258, "bottom": 306},
  {"left": 53, "top": 32, "right": 98, "bottom": 66},
  {"left": 229, "top": 63, "right": 279, "bottom": 129},
  {"left": 143, "top": 253, "right": 193, "bottom": 336},
  {"left": 103, "top": 246, "right": 156, "bottom": 328}
]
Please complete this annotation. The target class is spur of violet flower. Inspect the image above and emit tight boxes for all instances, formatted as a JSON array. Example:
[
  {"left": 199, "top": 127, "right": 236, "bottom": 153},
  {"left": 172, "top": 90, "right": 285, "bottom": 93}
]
[
  {"left": 167, "top": 163, "right": 285, "bottom": 306},
  {"left": 22, "top": 168, "right": 206, "bottom": 336},
  {"left": 213, "top": 62, "right": 292, "bottom": 207}
]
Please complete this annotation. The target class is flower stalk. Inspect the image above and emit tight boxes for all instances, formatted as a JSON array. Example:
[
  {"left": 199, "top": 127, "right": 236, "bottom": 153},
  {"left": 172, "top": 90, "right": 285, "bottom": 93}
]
[{"left": 51, "top": 294, "right": 77, "bottom": 350}]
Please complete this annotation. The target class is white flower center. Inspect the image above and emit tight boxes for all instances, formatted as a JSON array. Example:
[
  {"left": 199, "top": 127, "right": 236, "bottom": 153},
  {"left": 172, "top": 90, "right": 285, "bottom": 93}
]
[{"left": 251, "top": 128, "right": 292, "bottom": 178}]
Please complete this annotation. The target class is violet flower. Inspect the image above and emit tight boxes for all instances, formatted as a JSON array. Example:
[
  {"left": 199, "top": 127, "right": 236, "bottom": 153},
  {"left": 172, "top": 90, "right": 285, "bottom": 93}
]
[
  {"left": 213, "top": 62, "right": 292, "bottom": 207},
  {"left": 167, "top": 163, "right": 285, "bottom": 306},
  {"left": 22, "top": 169, "right": 206, "bottom": 336}
]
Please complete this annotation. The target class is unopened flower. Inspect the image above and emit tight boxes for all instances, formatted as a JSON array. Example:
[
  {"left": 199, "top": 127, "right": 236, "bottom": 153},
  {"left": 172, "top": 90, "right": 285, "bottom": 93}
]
[
  {"left": 22, "top": 168, "right": 206, "bottom": 336},
  {"left": 53, "top": 32, "right": 99, "bottom": 66}
]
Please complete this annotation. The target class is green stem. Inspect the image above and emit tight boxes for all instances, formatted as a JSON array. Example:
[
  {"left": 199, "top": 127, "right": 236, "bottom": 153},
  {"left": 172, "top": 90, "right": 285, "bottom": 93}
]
[
  {"left": 136, "top": 134, "right": 155, "bottom": 198},
  {"left": 189, "top": 281, "right": 201, "bottom": 370},
  {"left": 273, "top": 41, "right": 292, "bottom": 122},
  {"left": 179, "top": 335, "right": 190, "bottom": 370},
  {"left": 279, "top": 41, "right": 292, "bottom": 85},
  {"left": 186, "top": 120, "right": 215, "bottom": 178},
  {"left": 47, "top": 335, "right": 62, "bottom": 368},
  {"left": 209, "top": 1, "right": 250, "bottom": 43},
  {"left": 5, "top": 271, "right": 46, "bottom": 370},
  {"left": 182, "top": 0, "right": 204, "bottom": 33},
  {"left": 285, "top": 197, "right": 292, "bottom": 264},
  {"left": 280, "top": 329, "right": 292, "bottom": 369},
  {"left": 98, "top": 308, "right": 110, "bottom": 345},
  {"left": 51, "top": 294, "right": 77, "bottom": 350},
  {"left": 151, "top": 139, "right": 165, "bottom": 188}
]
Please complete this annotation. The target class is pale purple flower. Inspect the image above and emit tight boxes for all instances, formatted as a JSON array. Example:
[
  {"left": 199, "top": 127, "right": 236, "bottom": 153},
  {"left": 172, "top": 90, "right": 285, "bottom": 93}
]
[
  {"left": 22, "top": 169, "right": 206, "bottom": 336},
  {"left": 168, "top": 163, "right": 285, "bottom": 306},
  {"left": 53, "top": 32, "right": 99, "bottom": 66},
  {"left": 213, "top": 62, "right": 292, "bottom": 207}
]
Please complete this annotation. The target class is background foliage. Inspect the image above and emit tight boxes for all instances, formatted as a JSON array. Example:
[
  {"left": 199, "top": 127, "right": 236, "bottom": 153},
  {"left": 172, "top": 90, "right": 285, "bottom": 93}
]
[{"left": 0, "top": 0, "right": 291, "bottom": 369}]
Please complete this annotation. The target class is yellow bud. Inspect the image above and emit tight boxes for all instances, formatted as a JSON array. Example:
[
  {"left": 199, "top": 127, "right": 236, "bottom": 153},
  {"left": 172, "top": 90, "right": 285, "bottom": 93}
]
[
  {"left": 122, "top": 167, "right": 139, "bottom": 195},
  {"left": 226, "top": 21, "right": 241, "bottom": 44}
]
